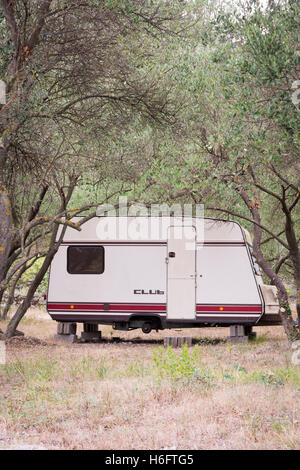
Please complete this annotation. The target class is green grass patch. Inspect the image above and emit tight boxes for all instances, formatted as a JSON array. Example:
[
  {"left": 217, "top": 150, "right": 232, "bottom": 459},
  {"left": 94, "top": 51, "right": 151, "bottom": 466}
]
[
  {"left": 222, "top": 364, "right": 300, "bottom": 387},
  {"left": 2, "top": 355, "right": 58, "bottom": 385},
  {"left": 152, "top": 344, "right": 214, "bottom": 385}
]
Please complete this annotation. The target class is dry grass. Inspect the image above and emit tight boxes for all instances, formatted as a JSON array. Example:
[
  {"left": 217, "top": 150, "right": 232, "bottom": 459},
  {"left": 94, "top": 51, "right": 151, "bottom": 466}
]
[{"left": 0, "top": 307, "right": 299, "bottom": 450}]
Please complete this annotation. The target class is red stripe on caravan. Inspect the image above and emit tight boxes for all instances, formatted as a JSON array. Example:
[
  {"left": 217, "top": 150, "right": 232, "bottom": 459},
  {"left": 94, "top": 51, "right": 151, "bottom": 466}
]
[
  {"left": 109, "top": 304, "right": 166, "bottom": 311},
  {"left": 47, "top": 303, "right": 262, "bottom": 313},
  {"left": 47, "top": 303, "right": 104, "bottom": 311},
  {"left": 196, "top": 305, "right": 262, "bottom": 313},
  {"left": 47, "top": 303, "right": 166, "bottom": 311}
]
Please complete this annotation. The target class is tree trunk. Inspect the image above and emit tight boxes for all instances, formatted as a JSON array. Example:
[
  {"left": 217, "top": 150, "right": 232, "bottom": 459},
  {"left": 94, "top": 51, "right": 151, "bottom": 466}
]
[
  {"left": 0, "top": 145, "right": 14, "bottom": 318},
  {"left": 254, "top": 247, "right": 299, "bottom": 341},
  {"left": 239, "top": 188, "right": 299, "bottom": 342},
  {"left": 296, "top": 279, "right": 300, "bottom": 327},
  {"left": 5, "top": 246, "right": 56, "bottom": 338},
  {"left": 4, "top": 178, "right": 75, "bottom": 338},
  {"left": 1, "top": 260, "right": 32, "bottom": 320},
  {"left": 281, "top": 197, "right": 300, "bottom": 328}
]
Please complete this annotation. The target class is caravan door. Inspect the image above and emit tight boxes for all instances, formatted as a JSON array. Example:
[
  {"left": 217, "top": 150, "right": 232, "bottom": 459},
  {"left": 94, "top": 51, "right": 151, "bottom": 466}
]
[{"left": 167, "top": 225, "right": 196, "bottom": 320}]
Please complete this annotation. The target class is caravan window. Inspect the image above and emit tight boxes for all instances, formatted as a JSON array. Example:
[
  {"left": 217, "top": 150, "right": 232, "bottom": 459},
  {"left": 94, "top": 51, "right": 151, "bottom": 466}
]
[{"left": 67, "top": 246, "right": 104, "bottom": 274}]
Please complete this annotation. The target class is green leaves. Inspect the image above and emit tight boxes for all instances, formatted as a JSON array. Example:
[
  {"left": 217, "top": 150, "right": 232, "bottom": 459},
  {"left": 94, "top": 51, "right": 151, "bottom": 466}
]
[{"left": 152, "top": 343, "right": 213, "bottom": 385}]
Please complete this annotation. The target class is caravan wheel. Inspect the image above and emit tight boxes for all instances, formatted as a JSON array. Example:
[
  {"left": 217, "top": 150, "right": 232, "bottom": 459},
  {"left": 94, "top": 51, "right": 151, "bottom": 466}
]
[{"left": 142, "top": 322, "right": 152, "bottom": 334}]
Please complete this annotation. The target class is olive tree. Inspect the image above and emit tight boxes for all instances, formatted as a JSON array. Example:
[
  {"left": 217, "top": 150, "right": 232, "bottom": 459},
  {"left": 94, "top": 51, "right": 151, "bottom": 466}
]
[{"left": 0, "top": 0, "right": 188, "bottom": 337}]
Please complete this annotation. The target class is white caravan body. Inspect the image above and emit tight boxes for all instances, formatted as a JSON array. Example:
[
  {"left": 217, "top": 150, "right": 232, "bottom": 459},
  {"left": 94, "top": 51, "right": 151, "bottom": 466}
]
[{"left": 47, "top": 217, "right": 280, "bottom": 330}]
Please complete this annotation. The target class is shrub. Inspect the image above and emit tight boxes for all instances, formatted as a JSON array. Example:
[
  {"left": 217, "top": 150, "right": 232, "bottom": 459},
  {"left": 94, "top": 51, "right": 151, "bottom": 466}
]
[{"left": 152, "top": 343, "right": 214, "bottom": 385}]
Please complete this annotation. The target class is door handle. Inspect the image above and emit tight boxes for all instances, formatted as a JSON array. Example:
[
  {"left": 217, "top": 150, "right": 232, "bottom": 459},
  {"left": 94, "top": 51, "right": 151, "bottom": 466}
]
[{"left": 168, "top": 252, "right": 176, "bottom": 258}]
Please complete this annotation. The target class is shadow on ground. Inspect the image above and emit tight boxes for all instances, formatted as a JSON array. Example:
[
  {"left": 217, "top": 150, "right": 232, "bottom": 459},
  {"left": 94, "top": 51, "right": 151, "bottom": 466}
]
[{"left": 92, "top": 336, "right": 226, "bottom": 346}]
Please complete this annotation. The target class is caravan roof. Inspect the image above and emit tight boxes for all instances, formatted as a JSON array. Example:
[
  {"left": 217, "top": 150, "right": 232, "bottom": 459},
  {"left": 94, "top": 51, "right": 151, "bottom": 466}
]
[{"left": 59, "top": 217, "right": 247, "bottom": 244}]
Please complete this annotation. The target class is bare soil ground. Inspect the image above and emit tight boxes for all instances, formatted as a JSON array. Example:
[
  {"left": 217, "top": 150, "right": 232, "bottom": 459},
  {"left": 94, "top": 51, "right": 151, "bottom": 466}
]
[{"left": 0, "top": 307, "right": 299, "bottom": 450}]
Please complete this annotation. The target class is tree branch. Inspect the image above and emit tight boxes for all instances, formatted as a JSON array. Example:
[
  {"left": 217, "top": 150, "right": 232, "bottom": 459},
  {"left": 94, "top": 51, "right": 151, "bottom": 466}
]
[
  {"left": 27, "top": 0, "right": 53, "bottom": 51},
  {"left": 207, "top": 206, "right": 289, "bottom": 249},
  {"left": 0, "top": 0, "right": 19, "bottom": 48}
]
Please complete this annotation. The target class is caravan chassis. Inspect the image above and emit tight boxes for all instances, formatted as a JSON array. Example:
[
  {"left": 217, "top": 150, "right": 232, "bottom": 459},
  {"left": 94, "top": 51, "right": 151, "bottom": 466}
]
[{"left": 48, "top": 312, "right": 282, "bottom": 335}]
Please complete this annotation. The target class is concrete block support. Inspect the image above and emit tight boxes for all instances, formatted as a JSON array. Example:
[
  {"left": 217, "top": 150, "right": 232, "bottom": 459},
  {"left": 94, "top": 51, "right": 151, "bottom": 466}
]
[
  {"left": 164, "top": 336, "right": 193, "bottom": 348},
  {"left": 227, "top": 335, "right": 249, "bottom": 344},
  {"left": 80, "top": 323, "right": 102, "bottom": 343},
  {"left": 55, "top": 322, "right": 78, "bottom": 343},
  {"left": 54, "top": 333, "right": 77, "bottom": 343},
  {"left": 57, "top": 322, "right": 77, "bottom": 335},
  {"left": 227, "top": 325, "right": 256, "bottom": 343}
]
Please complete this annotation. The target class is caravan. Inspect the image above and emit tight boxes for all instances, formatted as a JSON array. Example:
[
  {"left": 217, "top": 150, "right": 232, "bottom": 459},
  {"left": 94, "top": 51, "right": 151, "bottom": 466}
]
[{"left": 47, "top": 217, "right": 280, "bottom": 333}]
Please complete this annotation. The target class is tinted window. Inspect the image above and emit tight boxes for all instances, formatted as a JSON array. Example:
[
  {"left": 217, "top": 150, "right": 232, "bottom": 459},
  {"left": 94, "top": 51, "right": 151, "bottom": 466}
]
[{"left": 67, "top": 246, "right": 104, "bottom": 274}]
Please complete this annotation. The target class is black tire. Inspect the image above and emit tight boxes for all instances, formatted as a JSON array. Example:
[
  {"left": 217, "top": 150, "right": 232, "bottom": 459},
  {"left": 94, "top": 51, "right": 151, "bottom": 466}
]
[{"left": 142, "top": 322, "right": 152, "bottom": 334}]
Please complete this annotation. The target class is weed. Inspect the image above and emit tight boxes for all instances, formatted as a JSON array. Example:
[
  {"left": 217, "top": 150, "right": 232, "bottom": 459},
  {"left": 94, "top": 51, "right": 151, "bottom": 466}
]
[
  {"left": 233, "top": 364, "right": 247, "bottom": 374},
  {"left": 152, "top": 344, "right": 214, "bottom": 385},
  {"left": 96, "top": 359, "right": 107, "bottom": 379},
  {"left": 3, "top": 355, "right": 58, "bottom": 385}
]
